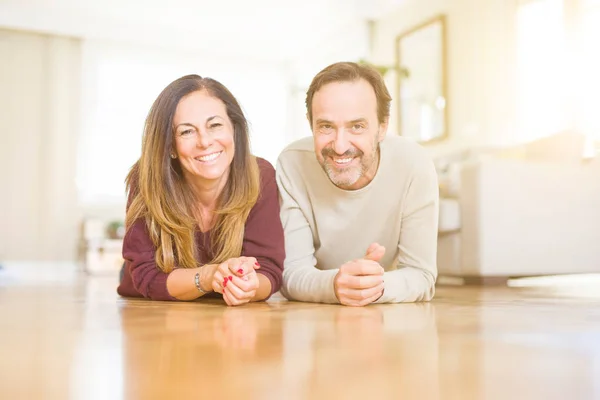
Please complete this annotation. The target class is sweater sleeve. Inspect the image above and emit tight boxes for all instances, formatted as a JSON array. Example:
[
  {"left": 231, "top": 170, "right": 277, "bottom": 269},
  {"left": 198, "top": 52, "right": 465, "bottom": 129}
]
[
  {"left": 276, "top": 157, "right": 340, "bottom": 304},
  {"left": 241, "top": 158, "right": 286, "bottom": 300},
  {"left": 118, "top": 218, "right": 177, "bottom": 301},
  {"left": 375, "top": 154, "right": 439, "bottom": 304}
]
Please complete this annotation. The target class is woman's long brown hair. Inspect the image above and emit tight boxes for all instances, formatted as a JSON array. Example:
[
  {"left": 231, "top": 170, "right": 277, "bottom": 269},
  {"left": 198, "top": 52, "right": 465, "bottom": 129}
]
[{"left": 125, "top": 74, "right": 260, "bottom": 273}]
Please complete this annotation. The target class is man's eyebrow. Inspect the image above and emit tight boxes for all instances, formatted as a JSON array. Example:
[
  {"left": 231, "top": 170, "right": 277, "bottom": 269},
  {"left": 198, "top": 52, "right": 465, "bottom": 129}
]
[
  {"left": 348, "top": 118, "right": 368, "bottom": 124},
  {"left": 315, "top": 119, "right": 334, "bottom": 124}
]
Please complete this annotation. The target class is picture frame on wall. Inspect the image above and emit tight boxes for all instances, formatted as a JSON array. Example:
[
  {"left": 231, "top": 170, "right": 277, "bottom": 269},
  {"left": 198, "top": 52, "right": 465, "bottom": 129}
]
[{"left": 396, "top": 14, "right": 448, "bottom": 143}]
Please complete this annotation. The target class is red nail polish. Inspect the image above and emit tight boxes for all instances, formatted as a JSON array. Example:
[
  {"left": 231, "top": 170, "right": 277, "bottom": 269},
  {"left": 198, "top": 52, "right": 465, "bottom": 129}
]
[
  {"left": 255, "top": 262, "right": 260, "bottom": 266},
  {"left": 228, "top": 276, "right": 233, "bottom": 281},
  {"left": 237, "top": 269, "right": 244, "bottom": 274}
]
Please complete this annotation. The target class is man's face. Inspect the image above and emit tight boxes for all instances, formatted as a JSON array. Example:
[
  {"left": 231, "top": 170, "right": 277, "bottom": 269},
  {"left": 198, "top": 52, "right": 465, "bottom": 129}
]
[{"left": 310, "top": 79, "right": 388, "bottom": 190}]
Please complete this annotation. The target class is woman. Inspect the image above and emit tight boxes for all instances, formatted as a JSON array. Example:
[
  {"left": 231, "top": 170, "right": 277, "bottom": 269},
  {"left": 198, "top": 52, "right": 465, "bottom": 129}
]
[{"left": 117, "top": 74, "right": 285, "bottom": 306}]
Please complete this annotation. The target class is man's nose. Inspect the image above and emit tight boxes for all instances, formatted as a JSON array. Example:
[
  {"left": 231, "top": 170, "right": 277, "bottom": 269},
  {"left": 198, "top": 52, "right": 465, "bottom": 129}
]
[{"left": 332, "top": 130, "right": 350, "bottom": 155}]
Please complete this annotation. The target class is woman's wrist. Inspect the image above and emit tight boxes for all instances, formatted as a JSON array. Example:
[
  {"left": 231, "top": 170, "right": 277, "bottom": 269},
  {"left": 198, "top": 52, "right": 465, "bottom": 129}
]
[
  {"left": 251, "top": 272, "right": 272, "bottom": 302},
  {"left": 199, "top": 264, "right": 217, "bottom": 293}
]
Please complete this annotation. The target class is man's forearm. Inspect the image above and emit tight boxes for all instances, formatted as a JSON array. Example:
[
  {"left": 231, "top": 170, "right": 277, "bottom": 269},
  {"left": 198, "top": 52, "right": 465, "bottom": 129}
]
[
  {"left": 281, "top": 266, "right": 340, "bottom": 304},
  {"left": 375, "top": 267, "right": 436, "bottom": 304}
]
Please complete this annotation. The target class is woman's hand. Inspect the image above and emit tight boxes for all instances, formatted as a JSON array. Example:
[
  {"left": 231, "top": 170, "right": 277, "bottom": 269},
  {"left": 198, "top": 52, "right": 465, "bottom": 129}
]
[
  {"left": 222, "top": 269, "right": 260, "bottom": 306},
  {"left": 211, "top": 257, "right": 261, "bottom": 306}
]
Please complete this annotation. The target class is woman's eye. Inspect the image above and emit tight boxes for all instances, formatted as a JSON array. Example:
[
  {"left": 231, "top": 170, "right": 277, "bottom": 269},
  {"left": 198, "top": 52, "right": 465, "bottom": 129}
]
[
  {"left": 180, "top": 129, "right": 193, "bottom": 136},
  {"left": 210, "top": 123, "right": 222, "bottom": 129}
]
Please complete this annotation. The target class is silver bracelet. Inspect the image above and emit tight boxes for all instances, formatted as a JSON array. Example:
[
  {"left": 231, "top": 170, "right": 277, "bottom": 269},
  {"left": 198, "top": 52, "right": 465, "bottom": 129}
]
[{"left": 194, "top": 272, "right": 209, "bottom": 295}]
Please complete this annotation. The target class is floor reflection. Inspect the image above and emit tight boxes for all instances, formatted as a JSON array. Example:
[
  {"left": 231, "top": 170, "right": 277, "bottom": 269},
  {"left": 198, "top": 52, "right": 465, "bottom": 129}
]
[
  {"left": 116, "top": 301, "right": 440, "bottom": 399},
  {"left": 2, "top": 264, "right": 600, "bottom": 400},
  {"left": 275, "top": 303, "right": 438, "bottom": 400},
  {"left": 118, "top": 301, "right": 285, "bottom": 399}
]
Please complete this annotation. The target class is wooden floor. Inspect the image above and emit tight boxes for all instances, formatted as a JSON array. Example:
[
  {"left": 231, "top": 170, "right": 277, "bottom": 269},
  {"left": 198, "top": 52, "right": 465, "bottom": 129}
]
[{"left": 1, "top": 264, "right": 600, "bottom": 400}]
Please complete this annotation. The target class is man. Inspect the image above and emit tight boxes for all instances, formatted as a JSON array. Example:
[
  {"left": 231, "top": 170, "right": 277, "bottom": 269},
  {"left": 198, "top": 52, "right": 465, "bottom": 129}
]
[{"left": 276, "top": 61, "right": 439, "bottom": 306}]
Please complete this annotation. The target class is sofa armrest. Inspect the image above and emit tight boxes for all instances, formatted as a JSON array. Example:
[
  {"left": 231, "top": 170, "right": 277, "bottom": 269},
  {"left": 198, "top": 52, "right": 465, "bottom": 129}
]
[{"left": 457, "top": 158, "right": 600, "bottom": 276}]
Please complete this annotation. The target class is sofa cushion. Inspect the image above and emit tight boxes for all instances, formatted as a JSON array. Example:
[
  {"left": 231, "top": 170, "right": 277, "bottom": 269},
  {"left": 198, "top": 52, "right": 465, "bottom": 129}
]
[{"left": 438, "top": 198, "right": 461, "bottom": 233}]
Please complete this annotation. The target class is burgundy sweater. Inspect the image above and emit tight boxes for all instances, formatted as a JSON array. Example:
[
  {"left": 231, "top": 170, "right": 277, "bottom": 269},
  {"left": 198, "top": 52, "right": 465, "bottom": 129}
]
[{"left": 116, "top": 158, "right": 285, "bottom": 301}]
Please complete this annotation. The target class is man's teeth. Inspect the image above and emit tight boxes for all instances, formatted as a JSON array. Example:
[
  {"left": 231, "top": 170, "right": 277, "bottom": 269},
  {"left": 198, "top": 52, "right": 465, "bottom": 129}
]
[
  {"left": 334, "top": 158, "right": 353, "bottom": 164},
  {"left": 197, "top": 152, "right": 221, "bottom": 162}
]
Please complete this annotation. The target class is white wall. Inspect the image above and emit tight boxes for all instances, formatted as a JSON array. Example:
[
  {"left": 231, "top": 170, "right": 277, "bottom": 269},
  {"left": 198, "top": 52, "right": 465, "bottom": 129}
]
[
  {"left": 0, "top": 0, "right": 369, "bottom": 63},
  {"left": 283, "top": 18, "right": 371, "bottom": 142},
  {"left": 372, "top": 0, "right": 518, "bottom": 156}
]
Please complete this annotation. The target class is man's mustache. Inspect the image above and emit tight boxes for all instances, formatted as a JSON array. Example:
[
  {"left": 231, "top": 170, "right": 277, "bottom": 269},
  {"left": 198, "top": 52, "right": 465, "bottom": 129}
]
[{"left": 321, "top": 147, "right": 363, "bottom": 159}]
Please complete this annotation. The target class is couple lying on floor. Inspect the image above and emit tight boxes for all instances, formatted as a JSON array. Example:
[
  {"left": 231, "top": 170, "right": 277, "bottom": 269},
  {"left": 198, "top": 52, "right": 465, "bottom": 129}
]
[{"left": 117, "top": 61, "right": 439, "bottom": 307}]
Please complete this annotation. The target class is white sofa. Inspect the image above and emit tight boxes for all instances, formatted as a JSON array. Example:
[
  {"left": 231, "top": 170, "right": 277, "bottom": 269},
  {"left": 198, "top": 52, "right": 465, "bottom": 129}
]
[{"left": 435, "top": 135, "right": 600, "bottom": 282}]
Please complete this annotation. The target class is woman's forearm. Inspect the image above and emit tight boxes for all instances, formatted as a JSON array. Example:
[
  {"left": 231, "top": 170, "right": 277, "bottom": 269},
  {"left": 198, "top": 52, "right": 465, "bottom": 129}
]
[
  {"left": 166, "top": 262, "right": 272, "bottom": 302},
  {"left": 166, "top": 265, "right": 216, "bottom": 300}
]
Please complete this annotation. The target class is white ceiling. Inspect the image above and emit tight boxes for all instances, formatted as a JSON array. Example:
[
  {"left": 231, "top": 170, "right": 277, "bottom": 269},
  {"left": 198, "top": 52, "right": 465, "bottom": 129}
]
[{"left": 0, "top": 0, "right": 408, "bottom": 63}]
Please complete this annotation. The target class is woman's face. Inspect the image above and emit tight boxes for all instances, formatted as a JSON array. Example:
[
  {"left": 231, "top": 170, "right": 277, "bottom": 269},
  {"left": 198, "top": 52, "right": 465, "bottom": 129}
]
[{"left": 172, "top": 90, "right": 235, "bottom": 186}]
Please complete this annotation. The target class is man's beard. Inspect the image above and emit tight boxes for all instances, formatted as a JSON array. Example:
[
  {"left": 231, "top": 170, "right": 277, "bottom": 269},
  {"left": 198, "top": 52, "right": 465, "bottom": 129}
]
[{"left": 319, "top": 142, "right": 378, "bottom": 189}]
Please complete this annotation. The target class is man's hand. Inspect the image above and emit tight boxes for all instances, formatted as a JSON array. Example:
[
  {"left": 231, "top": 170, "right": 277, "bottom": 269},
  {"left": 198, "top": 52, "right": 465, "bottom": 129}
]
[
  {"left": 334, "top": 243, "right": 386, "bottom": 306},
  {"left": 364, "top": 243, "right": 385, "bottom": 263}
]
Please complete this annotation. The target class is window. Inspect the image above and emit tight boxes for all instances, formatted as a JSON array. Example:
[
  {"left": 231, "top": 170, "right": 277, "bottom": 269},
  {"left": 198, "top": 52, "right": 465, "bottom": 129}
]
[
  {"left": 516, "top": 0, "right": 600, "bottom": 153},
  {"left": 575, "top": 0, "right": 600, "bottom": 142},
  {"left": 516, "top": 0, "right": 568, "bottom": 143}
]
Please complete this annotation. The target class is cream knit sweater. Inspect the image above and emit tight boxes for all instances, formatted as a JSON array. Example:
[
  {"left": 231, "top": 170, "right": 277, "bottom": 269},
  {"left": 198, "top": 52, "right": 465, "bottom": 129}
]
[{"left": 275, "top": 135, "right": 439, "bottom": 304}]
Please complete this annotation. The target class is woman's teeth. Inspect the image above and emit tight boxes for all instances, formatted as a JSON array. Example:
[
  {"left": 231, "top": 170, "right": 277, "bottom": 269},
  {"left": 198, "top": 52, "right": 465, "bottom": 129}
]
[{"left": 196, "top": 151, "right": 221, "bottom": 162}]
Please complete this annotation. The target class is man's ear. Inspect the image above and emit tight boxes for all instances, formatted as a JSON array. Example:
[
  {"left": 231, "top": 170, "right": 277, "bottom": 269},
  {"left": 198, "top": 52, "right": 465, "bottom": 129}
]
[{"left": 378, "top": 117, "right": 389, "bottom": 142}]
